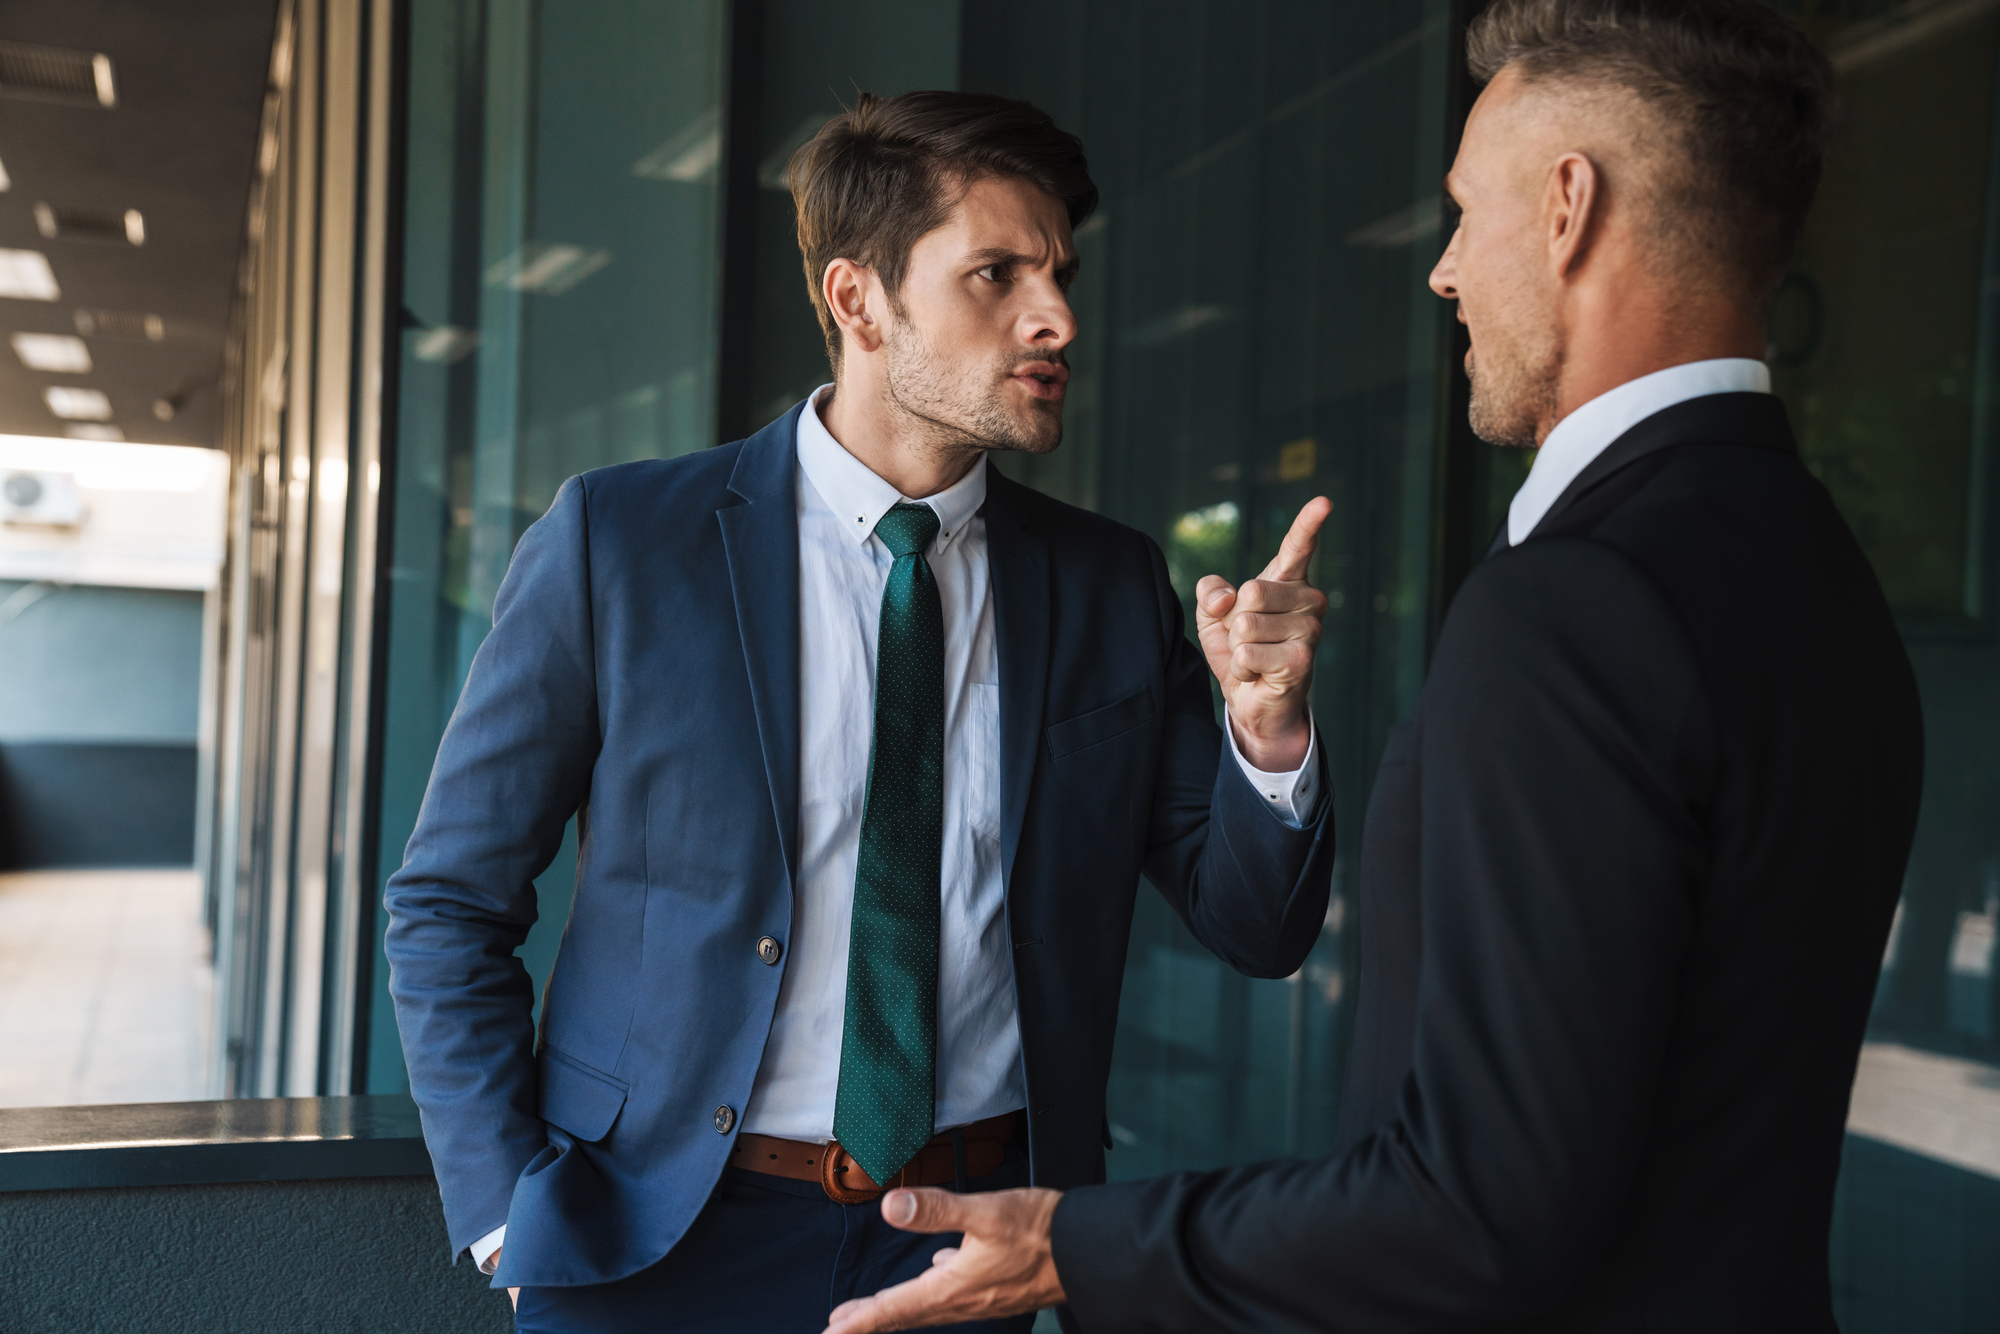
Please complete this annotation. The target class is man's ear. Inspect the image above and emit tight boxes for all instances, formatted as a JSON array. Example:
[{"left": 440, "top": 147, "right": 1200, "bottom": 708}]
[
  {"left": 824, "top": 257, "right": 885, "bottom": 357},
  {"left": 1544, "top": 151, "right": 1600, "bottom": 280}
]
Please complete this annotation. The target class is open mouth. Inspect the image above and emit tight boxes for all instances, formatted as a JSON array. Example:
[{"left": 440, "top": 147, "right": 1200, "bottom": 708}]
[{"left": 1011, "top": 362, "right": 1069, "bottom": 402}]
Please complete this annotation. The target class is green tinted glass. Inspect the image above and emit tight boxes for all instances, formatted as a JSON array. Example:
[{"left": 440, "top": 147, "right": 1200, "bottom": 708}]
[{"left": 370, "top": 0, "right": 727, "bottom": 1090}]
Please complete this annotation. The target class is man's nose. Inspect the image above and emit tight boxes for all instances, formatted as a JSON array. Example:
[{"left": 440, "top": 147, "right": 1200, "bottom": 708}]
[
  {"left": 1428, "top": 227, "right": 1461, "bottom": 299},
  {"left": 1023, "top": 278, "right": 1079, "bottom": 349}
]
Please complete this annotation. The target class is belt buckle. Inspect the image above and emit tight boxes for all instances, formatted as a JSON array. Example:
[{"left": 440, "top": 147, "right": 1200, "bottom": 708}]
[{"left": 820, "top": 1140, "right": 887, "bottom": 1204}]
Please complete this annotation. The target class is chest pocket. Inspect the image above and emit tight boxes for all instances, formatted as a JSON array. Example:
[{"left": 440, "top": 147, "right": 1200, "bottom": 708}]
[{"left": 1046, "top": 686, "right": 1155, "bottom": 759}]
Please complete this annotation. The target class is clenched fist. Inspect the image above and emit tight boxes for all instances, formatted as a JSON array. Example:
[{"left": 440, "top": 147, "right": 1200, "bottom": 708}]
[{"left": 1195, "top": 496, "right": 1332, "bottom": 772}]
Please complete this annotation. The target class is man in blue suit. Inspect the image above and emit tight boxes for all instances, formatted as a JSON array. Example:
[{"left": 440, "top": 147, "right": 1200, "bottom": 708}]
[{"left": 384, "top": 89, "right": 1335, "bottom": 1333}]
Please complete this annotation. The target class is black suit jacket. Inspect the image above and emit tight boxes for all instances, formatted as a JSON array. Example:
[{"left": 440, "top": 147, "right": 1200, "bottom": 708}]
[{"left": 1050, "top": 393, "right": 1924, "bottom": 1332}]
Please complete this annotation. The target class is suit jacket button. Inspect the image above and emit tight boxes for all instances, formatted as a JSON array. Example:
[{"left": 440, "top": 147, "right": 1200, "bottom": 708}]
[
  {"left": 757, "top": 936, "right": 782, "bottom": 965},
  {"left": 713, "top": 1105, "right": 736, "bottom": 1134}
]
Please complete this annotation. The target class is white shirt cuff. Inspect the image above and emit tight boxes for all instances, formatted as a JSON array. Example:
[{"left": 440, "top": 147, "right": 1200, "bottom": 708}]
[
  {"left": 1224, "top": 708, "right": 1319, "bottom": 829},
  {"left": 471, "top": 1224, "right": 506, "bottom": 1275}
]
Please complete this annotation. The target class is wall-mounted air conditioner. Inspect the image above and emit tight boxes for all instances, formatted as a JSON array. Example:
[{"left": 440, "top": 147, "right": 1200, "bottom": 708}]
[{"left": 2, "top": 469, "right": 85, "bottom": 527}]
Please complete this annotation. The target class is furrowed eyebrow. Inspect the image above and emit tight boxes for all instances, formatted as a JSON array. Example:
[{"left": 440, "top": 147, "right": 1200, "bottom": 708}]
[{"left": 966, "top": 246, "right": 1079, "bottom": 275}]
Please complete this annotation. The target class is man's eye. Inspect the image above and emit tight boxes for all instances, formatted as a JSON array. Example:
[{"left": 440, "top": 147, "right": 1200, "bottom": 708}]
[{"left": 977, "top": 264, "right": 1006, "bottom": 282}]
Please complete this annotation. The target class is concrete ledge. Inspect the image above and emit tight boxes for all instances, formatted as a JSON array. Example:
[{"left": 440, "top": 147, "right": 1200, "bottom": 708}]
[{"left": 0, "top": 1096, "right": 432, "bottom": 1192}]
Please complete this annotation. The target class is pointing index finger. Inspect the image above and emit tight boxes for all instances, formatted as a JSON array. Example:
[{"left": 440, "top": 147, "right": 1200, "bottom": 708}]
[{"left": 1260, "top": 496, "right": 1332, "bottom": 583}]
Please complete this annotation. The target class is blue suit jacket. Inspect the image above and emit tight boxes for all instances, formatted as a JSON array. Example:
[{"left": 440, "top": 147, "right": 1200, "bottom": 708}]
[{"left": 383, "top": 403, "right": 1336, "bottom": 1288}]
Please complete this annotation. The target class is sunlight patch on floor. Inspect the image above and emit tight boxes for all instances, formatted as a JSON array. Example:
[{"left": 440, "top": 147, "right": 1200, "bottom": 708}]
[{"left": 0, "top": 868, "right": 213, "bottom": 1109}]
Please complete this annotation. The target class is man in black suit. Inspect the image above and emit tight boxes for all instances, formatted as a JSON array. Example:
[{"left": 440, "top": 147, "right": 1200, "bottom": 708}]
[{"left": 820, "top": 2, "right": 1926, "bottom": 1330}]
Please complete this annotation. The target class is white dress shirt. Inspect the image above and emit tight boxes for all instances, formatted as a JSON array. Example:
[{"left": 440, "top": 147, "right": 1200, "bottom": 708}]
[
  {"left": 745, "top": 394, "right": 1019, "bottom": 1141},
  {"left": 471, "top": 389, "right": 1316, "bottom": 1272},
  {"left": 1508, "top": 358, "right": 1772, "bottom": 546}
]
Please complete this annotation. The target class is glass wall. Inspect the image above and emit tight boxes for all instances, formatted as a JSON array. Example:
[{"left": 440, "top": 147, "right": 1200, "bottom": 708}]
[
  {"left": 1763, "top": 2, "right": 2000, "bottom": 1327},
  {"left": 742, "top": 0, "right": 963, "bottom": 426},
  {"left": 958, "top": 0, "right": 1454, "bottom": 1170},
  {"left": 367, "top": 0, "right": 728, "bottom": 1088}
]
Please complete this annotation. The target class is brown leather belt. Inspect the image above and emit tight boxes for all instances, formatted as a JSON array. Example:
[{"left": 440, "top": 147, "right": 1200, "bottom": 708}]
[{"left": 728, "top": 1111, "right": 1019, "bottom": 1204}]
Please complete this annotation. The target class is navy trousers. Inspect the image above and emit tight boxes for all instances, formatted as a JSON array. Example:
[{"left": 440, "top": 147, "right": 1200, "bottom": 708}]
[{"left": 512, "top": 1146, "right": 1039, "bottom": 1333}]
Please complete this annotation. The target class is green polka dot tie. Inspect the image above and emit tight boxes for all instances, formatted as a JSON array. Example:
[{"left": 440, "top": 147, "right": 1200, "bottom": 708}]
[{"left": 833, "top": 503, "right": 944, "bottom": 1188}]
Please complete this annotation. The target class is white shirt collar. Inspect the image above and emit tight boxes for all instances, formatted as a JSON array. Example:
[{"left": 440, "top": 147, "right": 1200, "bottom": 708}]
[
  {"left": 1507, "top": 358, "right": 1771, "bottom": 546},
  {"left": 795, "top": 384, "right": 987, "bottom": 552}
]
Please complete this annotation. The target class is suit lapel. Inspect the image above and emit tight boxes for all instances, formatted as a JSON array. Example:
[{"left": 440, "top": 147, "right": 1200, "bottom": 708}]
[
  {"left": 982, "top": 471, "right": 1050, "bottom": 891},
  {"left": 718, "top": 404, "right": 808, "bottom": 890}
]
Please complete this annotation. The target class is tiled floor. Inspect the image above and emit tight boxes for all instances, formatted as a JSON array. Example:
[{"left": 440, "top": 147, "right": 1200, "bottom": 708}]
[{"left": 0, "top": 868, "right": 214, "bottom": 1108}]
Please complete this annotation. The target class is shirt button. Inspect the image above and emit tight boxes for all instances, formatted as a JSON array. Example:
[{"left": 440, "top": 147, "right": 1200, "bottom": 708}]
[
  {"left": 713, "top": 1105, "right": 736, "bottom": 1134},
  {"left": 756, "top": 936, "right": 782, "bottom": 965}
]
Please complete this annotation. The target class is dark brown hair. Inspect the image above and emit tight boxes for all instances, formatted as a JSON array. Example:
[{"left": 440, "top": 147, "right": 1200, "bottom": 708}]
[
  {"left": 787, "top": 90, "right": 1098, "bottom": 370},
  {"left": 1467, "top": 0, "right": 1836, "bottom": 298}
]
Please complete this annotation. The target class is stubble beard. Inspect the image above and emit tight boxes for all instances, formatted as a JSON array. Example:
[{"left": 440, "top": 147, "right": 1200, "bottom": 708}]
[
  {"left": 1466, "top": 319, "right": 1559, "bottom": 451},
  {"left": 882, "top": 314, "right": 1065, "bottom": 460}
]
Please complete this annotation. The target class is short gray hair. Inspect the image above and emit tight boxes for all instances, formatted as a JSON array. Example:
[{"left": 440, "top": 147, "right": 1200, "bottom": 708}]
[{"left": 1468, "top": 0, "right": 1836, "bottom": 298}]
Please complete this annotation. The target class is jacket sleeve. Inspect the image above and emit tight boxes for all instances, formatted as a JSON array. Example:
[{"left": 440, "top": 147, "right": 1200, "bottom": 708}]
[
  {"left": 1138, "top": 534, "right": 1336, "bottom": 981},
  {"left": 382, "top": 475, "right": 602, "bottom": 1261},
  {"left": 1056, "top": 539, "right": 1706, "bottom": 1331}
]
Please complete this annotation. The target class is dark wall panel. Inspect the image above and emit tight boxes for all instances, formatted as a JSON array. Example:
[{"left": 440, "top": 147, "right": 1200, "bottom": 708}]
[
  {"left": 0, "top": 1176, "right": 507, "bottom": 1334},
  {"left": 0, "top": 743, "right": 197, "bottom": 870},
  {"left": 0, "top": 582, "right": 205, "bottom": 744},
  {"left": 1832, "top": 1134, "right": 2000, "bottom": 1332}
]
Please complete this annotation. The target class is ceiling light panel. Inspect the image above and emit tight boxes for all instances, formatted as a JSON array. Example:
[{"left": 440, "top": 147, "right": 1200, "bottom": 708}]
[
  {"left": 74, "top": 309, "right": 164, "bottom": 341},
  {"left": 43, "top": 386, "right": 111, "bottom": 420},
  {"left": 11, "top": 333, "right": 90, "bottom": 373},
  {"left": 35, "top": 203, "right": 144, "bottom": 246},
  {"left": 0, "top": 249, "right": 59, "bottom": 300},
  {"left": 0, "top": 42, "right": 115, "bottom": 108}
]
